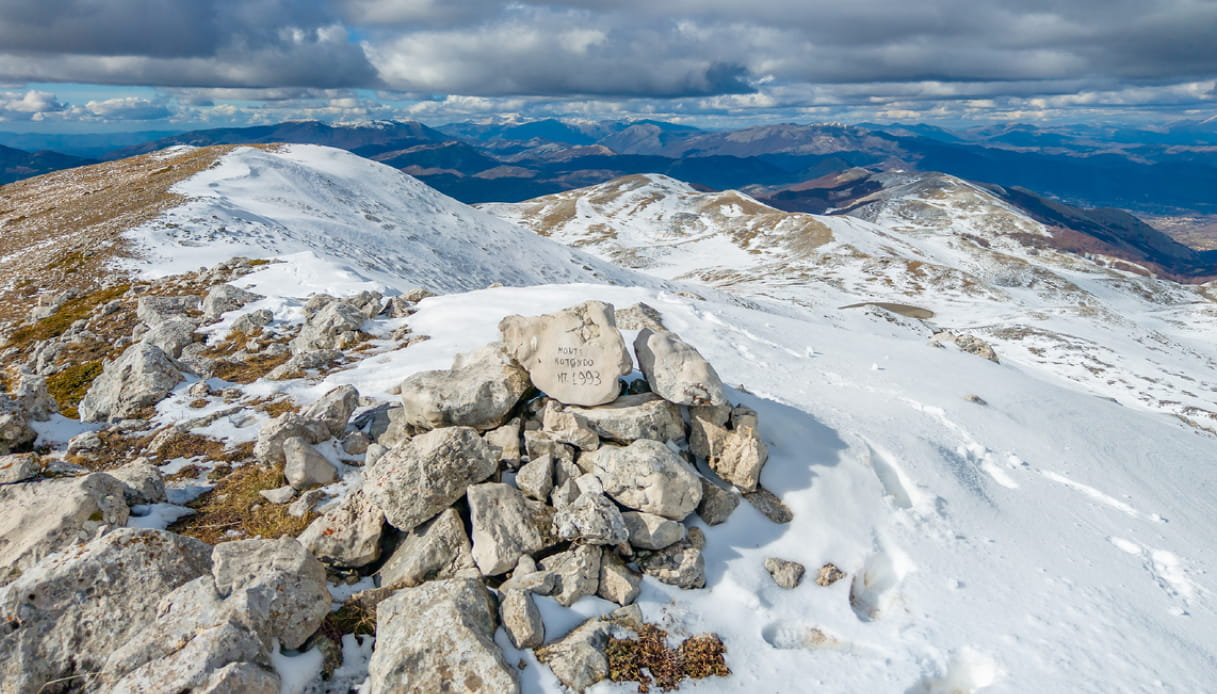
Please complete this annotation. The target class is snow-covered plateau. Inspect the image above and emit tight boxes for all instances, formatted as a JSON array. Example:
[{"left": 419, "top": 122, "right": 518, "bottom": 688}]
[{"left": 1, "top": 144, "right": 1214, "bottom": 693}]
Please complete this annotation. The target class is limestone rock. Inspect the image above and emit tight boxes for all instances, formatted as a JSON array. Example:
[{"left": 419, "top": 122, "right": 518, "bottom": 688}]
[
  {"left": 524, "top": 429, "right": 575, "bottom": 464},
  {"left": 499, "top": 301, "right": 632, "bottom": 407},
  {"left": 211, "top": 537, "right": 330, "bottom": 649},
  {"left": 282, "top": 437, "right": 338, "bottom": 490},
  {"left": 292, "top": 300, "right": 365, "bottom": 353},
  {"left": 377, "top": 508, "right": 477, "bottom": 589},
  {"left": 540, "top": 543, "right": 601, "bottom": 607},
  {"left": 535, "top": 617, "right": 612, "bottom": 692},
  {"left": 467, "top": 482, "right": 557, "bottom": 576},
  {"left": 136, "top": 295, "right": 199, "bottom": 324},
  {"left": 553, "top": 492, "right": 629, "bottom": 545},
  {"left": 259, "top": 485, "right": 295, "bottom": 505},
  {"left": 78, "top": 342, "right": 183, "bottom": 422},
  {"left": 500, "top": 589, "right": 544, "bottom": 649},
  {"left": 232, "top": 308, "right": 274, "bottom": 333},
  {"left": 0, "top": 453, "right": 39, "bottom": 485},
  {"left": 743, "top": 486, "right": 793, "bottom": 524},
  {"left": 542, "top": 401, "right": 600, "bottom": 451},
  {"left": 621, "top": 511, "right": 684, "bottom": 550},
  {"left": 108, "top": 459, "right": 168, "bottom": 505},
  {"left": 515, "top": 453, "right": 554, "bottom": 501},
  {"left": 288, "top": 488, "right": 325, "bottom": 518},
  {"left": 690, "top": 412, "right": 768, "bottom": 492},
  {"left": 0, "top": 473, "right": 128, "bottom": 586},
  {"left": 301, "top": 384, "right": 360, "bottom": 438},
  {"left": 0, "top": 528, "right": 211, "bottom": 693},
  {"left": 105, "top": 618, "right": 274, "bottom": 694},
  {"left": 13, "top": 373, "right": 56, "bottom": 421},
  {"left": 0, "top": 395, "right": 35, "bottom": 455},
  {"left": 696, "top": 478, "right": 740, "bottom": 526},
  {"left": 365, "top": 426, "right": 497, "bottom": 532},
  {"left": 141, "top": 317, "right": 198, "bottom": 358},
  {"left": 633, "top": 328, "right": 727, "bottom": 406},
  {"left": 598, "top": 550, "right": 642, "bottom": 606},
  {"left": 638, "top": 528, "right": 706, "bottom": 589},
  {"left": 816, "top": 563, "right": 847, "bottom": 587},
  {"left": 764, "top": 558, "right": 806, "bottom": 589},
  {"left": 614, "top": 302, "right": 666, "bottom": 332},
  {"left": 483, "top": 418, "right": 522, "bottom": 466},
  {"left": 298, "top": 489, "right": 385, "bottom": 568},
  {"left": 499, "top": 555, "right": 557, "bottom": 596},
  {"left": 578, "top": 440, "right": 703, "bottom": 520},
  {"left": 567, "top": 393, "right": 685, "bottom": 444},
  {"left": 398, "top": 343, "right": 531, "bottom": 431},
  {"left": 368, "top": 578, "right": 518, "bottom": 694},
  {"left": 202, "top": 283, "right": 262, "bottom": 319}
]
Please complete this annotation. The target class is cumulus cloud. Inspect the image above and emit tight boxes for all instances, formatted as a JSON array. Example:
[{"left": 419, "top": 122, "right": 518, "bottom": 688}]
[
  {"left": 0, "top": 90, "right": 67, "bottom": 120},
  {"left": 83, "top": 97, "right": 172, "bottom": 120}
]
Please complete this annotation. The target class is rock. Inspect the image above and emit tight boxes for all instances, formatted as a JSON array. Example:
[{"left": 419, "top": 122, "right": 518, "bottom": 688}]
[
  {"left": 598, "top": 550, "right": 641, "bottom": 606},
  {"left": 365, "top": 426, "right": 497, "bottom": 532},
  {"left": 288, "top": 488, "right": 326, "bottom": 518},
  {"left": 105, "top": 617, "right": 274, "bottom": 694},
  {"left": 78, "top": 342, "right": 183, "bottom": 422},
  {"left": 141, "top": 317, "right": 198, "bottom": 358},
  {"left": 541, "top": 401, "right": 600, "bottom": 451},
  {"left": 341, "top": 429, "right": 371, "bottom": 456},
  {"left": 500, "top": 301, "right": 633, "bottom": 407},
  {"left": 553, "top": 492, "right": 629, "bottom": 545},
  {"left": 346, "top": 289, "right": 386, "bottom": 319},
  {"left": 743, "top": 486, "right": 793, "bottom": 524},
  {"left": 203, "top": 283, "right": 262, "bottom": 319},
  {"left": 0, "top": 473, "right": 128, "bottom": 586},
  {"left": 211, "top": 536, "right": 330, "bottom": 649},
  {"left": 764, "top": 558, "right": 806, "bottom": 589},
  {"left": 500, "top": 589, "right": 544, "bottom": 649},
  {"left": 534, "top": 617, "right": 612, "bottom": 692},
  {"left": 567, "top": 393, "right": 685, "bottom": 444},
  {"left": 0, "top": 395, "right": 35, "bottom": 455},
  {"left": 301, "top": 384, "right": 360, "bottom": 438},
  {"left": 515, "top": 453, "right": 554, "bottom": 501},
  {"left": 253, "top": 412, "right": 330, "bottom": 466},
  {"left": 816, "top": 563, "right": 847, "bottom": 587},
  {"left": 398, "top": 343, "right": 532, "bottom": 431},
  {"left": 266, "top": 348, "right": 344, "bottom": 380},
  {"left": 292, "top": 300, "right": 365, "bottom": 353},
  {"left": 364, "top": 442, "right": 389, "bottom": 467},
  {"left": 259, "top": 485, "right": 296, "bottom": 505},
  {"left": 621, "top": 511, "right": 684, "bottom": 550},
  {"left": 136, "top": 295, "right": 199, "bottom": 324},
  {"left": 614, "top": 302, "right": 666, "bottom": 332},
  {"left": 934, "top": 331, "right": 999, "bottom": 363},
  {"left": 282, "top": 437, "right": 338, "bottom": 490},
  {"left": 638, "top": 528, "right": 706, "bottom": 589},
  {"left": 368, "top": 578, "right": 518, "bottom": 694},
  {"left": 577, "top": 440, "right": 703, "bottom": 520},
  {"left": 378, "top": 508, "right": 477, "bottom": 588},
  {"left": 696, "top": 479, "right": 740, "bottom": 526},
  {"left": 108, "top": 459, "right": 168, "bottom": 505},
  {"left": 12, "top": 373, "right": 56, "bottom": 421},
  {"left": 483, "top": 419, "right": 522, "bottom": 466},
  {"left": 690, "top": 411, "right": 768, "bottom": 492},
  {"left": 298, "top": 489, "right": 385, "bottom": 568},
  {"left": 0, "top": 453, "right": 39, "bottom": 485},
  {"left": 633, "top": 329, "right": 727, "bottom": 406},
  {"left": 539, "top": 543, "right": 601, "bottom": 607},
  {"left": 467, "top": 482, "right": 557, "bottom": 576},
  {"left": 524, "top": 429, "right": 575, "bottom": 464},
  {"left": 0, "top": 528, "right": 211, "bottom": 693},
  {"left": 232, "top": 308, "right": 274, "bottom": 333}
]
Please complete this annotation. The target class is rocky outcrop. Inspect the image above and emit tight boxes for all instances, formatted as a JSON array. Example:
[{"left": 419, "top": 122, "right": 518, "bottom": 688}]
[
  {"left": 500, "top": 301, "right": 633, "bottom": 406},
  {"left": 78, "top": 342, "right": 183, "bottom": 422},
  {"left": 398, "top": 343, "right": 532, "bottom": 430},
  {"left": 368, "top": 578, "right": 519, "bottom": 694}
]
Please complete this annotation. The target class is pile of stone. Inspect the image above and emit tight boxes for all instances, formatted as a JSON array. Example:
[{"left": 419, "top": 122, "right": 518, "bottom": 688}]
[{"left": 292, "top": 300, "right": 773, "bottom": 692}]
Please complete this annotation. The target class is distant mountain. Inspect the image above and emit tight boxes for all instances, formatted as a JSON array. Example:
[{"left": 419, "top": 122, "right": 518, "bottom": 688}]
[
  {"left": 0, "top": 130, "right": 181, "bottom": 158},
  {"left": 103, "top": 120, "right": 451, "bottom": 160},
  {"left": 0, "top": 144, "right": 93, "bottom": 185}
]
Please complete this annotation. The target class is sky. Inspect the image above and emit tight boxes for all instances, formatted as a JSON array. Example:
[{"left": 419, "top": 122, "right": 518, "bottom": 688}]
[{"left": 0, "top": 0, "right": 1215, "bottom": 133}]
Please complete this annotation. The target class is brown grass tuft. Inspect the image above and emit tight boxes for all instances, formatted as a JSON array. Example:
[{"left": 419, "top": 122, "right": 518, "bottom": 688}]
[
  {"left": 606, "top": 624, "right": 730, "bottom": 693},
  {"left": 45, "top": 361, "right": 103, "bottom": 419},
  {"left": 170, "top": 463, "right": 314, "bottom": 544}
]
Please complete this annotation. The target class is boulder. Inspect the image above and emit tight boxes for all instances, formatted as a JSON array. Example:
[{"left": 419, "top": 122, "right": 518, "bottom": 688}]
[
  {"left": 136, "top": 295, "right": 199, "bottom": 324},
  {"left": 696, "top": 478, "right": 740, "bottom": 526},
  {"left": 0, "top": 395, "right": 35, "bottom": 455},
  {"left": 614, "top": 302, "right": 666, "bottom": 332},
  {"left": 231, "top": 308, "right": 274, "bottom": 333},
  {"left": 141, "top": 317, "right": 198, "bottom": 358},
  {"left": 398, "top": 343, "right": 531, "bottom": 431},
  {"left": 541, "top": 401, "right": 600, "bottom": 451},
  {"left": 0, "top": 473, "right": 128, "bottom": 586},
  {"left": 539, "top": 543, "right": 602, "bottom": 607},
  {"left": 0, "top": 528, "right": 211, "bottom": 693},
  {"left": 211, "top": 537, "right": 330, "bottom": 649},
  {"left": 515, "top": 453, "right": 553, "bottom": 502},
  {"left": 524, "top": 429, "right": 575, "bottom": 464},
  {"left": 292, "top": 300, "right": 365, "bottom": 353},
  {"left": 567, "top": 393, "right": 685, "bottom": 444},
  {"left": 108, "top": 459, "right": 168, "bottom": 505},
  {"left": 282, "top": 437, "right": 338, "bottom": 490},
  {"left": 298, "top": 489, "right": 385, "bottom": 568},
  {"left": 365, "top": 427, "right": 497, "bottom": 532},
  {"left": 765, "top": 558, "right": 806, "bottom": 589},
  {"left": 467, "top": 482, "right": 557, "bottom": 576},
  {"left": 259, "top": 485, "right": 295, "bottom": 505},
  {"left": 301, "top": 384, "right": 360, "bottom": 438},
  {"left": 253, "top": 412, "right": 331, "bottom": 466},
  {"left": 368, "top": 579, "right": 518, "bottom": 694},
  {"left": 500, "top": 589, "right": 544, "bottom": 649},
  {"left": 105, "top": 617, "right": 274, "bottom": 694},
  {"left": 690, "top": 411, "right": 768, "bottom": 492},
  {"left": 621, "top": 511, "right": 684, "bottom": 550},
  {"left": 553, "top": 492, "right": 629, "bottom": 545},
  {"left": 78, "top": 343, "right": 183, "bottom": 422},
  {"left": 638, "top": 528, "right": 706, "bottom": 589},
  {"left": 0, "top": 453, "right": 39, "bottom": 485},
  {"left": 535, "top": 617, "right": 612, "bottom": 692},
  {"left": 12, "top": 373, "right": 56, "bottom": 421},
  {"left": 598, "top": 550, "right": 642, "bottom": 606},
  {"left": 499, "top": 301, "right": 633, "bottom": 407},
  {"left": 202, "top": 283, "right": 262, "bottom": 319},
  {"left": 378, "top": 508, "right": 478, "bottom": 588},
  {"left": 577, "top": 440, "right": 703, "bottom": 520},
  {"left": 633, "top": 329, "right": 727, "bottom": 407},
  {"left": 483, "top": 418, "right": 522, "bottom": 466}
]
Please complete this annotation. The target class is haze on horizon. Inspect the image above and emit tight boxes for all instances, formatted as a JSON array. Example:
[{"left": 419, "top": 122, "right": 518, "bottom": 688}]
[{"left": 0, "top": 0, "right": 1214, "bottom": 133}]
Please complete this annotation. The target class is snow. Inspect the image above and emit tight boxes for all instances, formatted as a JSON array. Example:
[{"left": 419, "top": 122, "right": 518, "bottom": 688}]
[{"left": 270, "top": 641, "right": 325, "bottom": 694}]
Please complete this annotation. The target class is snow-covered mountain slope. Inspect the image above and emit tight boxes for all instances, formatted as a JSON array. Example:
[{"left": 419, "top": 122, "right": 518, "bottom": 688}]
[{"left": 483, "top": 173, "right": 1217, "bottom": 434}]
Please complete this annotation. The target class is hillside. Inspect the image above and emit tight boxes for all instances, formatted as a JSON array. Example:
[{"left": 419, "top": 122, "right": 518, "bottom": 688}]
[{"left": 0, "top": 143, "right": 93, "bottom": 185}]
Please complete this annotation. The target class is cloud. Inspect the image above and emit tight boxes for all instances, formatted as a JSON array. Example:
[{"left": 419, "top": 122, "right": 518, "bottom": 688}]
[
  {"left": 0, "top": 89, "right": 67, "bottom": 120},
  {"left": 83, "top": 97, "right": 172, "bottom": 120}
]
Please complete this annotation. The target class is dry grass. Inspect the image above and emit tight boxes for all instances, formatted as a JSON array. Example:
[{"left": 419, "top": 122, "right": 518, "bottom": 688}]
[
  {"left": 606, "top": 624, "right": 730, "bottom": 693},
  {"left": 319, "top": 598, "right": 378, "bottom": 643},
  {"left": 212, "top": 353, "right": 292, "bottom": 384},
  {"left": 66, "top": 428, "right": 155, "bottom": 471},
  {"left": 5, "top": 283, "right": 130, "bottom": 348},
  {"left": 248, "top": 396, "right": 300, "bottom": 418},
  {"left": 45, "top": 361, "right": 103, "bottom": 419},
  {"left": 170, "top": 463, "right": 315, "bottom": 544}
]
